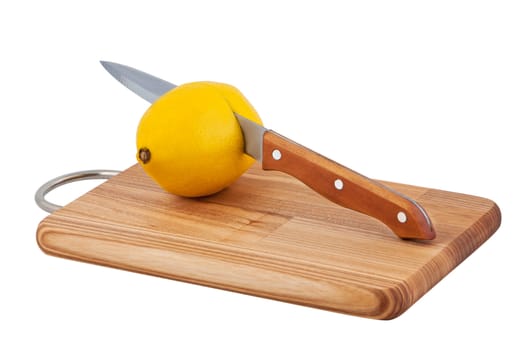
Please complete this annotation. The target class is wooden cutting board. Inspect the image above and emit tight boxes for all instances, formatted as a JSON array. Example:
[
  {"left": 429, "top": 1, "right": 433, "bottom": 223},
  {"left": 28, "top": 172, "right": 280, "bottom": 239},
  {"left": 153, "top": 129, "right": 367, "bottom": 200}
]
[{"left": 37, "top": 164, "right": 501, "bottom": 319}]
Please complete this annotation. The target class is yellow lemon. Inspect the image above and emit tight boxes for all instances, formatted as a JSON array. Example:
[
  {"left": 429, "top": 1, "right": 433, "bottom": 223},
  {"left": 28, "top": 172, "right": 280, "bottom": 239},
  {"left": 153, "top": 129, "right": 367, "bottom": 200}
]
[{"left": 136, "top": 81, "right": 263, "bottom": 197}]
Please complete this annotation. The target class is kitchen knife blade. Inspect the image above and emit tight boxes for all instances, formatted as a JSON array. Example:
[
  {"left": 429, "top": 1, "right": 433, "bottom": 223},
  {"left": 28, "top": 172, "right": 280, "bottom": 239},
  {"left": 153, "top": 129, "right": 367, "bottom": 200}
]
[
  {"left": 100, "top": 61, "right": 176, "bottom": 103},
  {"left": 101, "top": 61, "right": 436, "bottom": 240}
]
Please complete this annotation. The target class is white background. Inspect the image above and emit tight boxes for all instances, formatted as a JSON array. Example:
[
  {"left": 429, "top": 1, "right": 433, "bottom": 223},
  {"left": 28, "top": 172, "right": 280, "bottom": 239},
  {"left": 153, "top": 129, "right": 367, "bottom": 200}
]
[{"left": 1, "top": 1, "right": 525, "bottom": 348}]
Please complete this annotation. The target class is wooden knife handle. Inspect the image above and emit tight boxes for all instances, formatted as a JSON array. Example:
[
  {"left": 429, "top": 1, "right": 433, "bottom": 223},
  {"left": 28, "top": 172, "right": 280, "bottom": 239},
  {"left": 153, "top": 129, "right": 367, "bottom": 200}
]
[{"left": 262, "top": 131, "right": 436, "bottom": 240}]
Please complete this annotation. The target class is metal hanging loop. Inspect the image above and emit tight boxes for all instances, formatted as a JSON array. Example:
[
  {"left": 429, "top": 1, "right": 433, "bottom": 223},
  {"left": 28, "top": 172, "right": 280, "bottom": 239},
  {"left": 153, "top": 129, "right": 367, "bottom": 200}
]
[{"left": 35, "top": 170, "right": 120, "bottom": 213}]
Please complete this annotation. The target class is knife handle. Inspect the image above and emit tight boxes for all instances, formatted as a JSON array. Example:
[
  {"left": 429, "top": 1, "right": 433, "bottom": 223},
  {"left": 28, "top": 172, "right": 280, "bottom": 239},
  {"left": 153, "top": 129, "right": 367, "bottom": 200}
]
[{"left": 262, "top": 131, "right": 436, "bottom": 240}]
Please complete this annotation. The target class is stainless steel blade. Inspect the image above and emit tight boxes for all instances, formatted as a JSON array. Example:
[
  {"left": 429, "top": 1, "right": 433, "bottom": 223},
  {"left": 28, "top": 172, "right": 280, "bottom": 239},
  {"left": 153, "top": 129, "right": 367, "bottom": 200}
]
[
  {"left": 100, "top": 61, "right": 176, "bottom": 103},
  {"left": 234, "top": 113, "right": 267, "bottom": 161},
  {"left": 101, "top": 61, "right": 267, "bottom": 161}
]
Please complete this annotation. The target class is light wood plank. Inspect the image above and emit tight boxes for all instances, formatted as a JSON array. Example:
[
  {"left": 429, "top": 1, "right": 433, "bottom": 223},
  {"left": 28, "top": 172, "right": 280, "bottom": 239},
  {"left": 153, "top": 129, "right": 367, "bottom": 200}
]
[{"left": 37, "top": 164, "right": 501, "bottom": 319}]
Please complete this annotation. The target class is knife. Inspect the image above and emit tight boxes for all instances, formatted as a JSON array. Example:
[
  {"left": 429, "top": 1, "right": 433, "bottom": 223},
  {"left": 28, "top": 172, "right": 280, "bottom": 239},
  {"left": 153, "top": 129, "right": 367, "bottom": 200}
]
[{"left": 101, "top": 61, "right": 436, "bottom": 240}]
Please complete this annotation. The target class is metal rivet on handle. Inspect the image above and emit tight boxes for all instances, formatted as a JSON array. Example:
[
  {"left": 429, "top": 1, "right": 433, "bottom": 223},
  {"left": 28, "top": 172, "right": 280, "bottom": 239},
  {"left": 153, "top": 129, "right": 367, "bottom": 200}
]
[
  {"left": 397, "top": 211, "right": 407, "bottom": 223},
  {"left": 272, "top": 149, "right": 282, "bottom": 160},
  {"left": 334, "top": 179, "right": 344, "bottom": 190}
]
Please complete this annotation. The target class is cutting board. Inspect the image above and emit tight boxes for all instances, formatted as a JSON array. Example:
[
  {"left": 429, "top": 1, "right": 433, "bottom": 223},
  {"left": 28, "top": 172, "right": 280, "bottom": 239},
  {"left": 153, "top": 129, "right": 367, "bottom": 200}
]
[{"left": 37, "top": 164, "right": 501, "bottom": 319}]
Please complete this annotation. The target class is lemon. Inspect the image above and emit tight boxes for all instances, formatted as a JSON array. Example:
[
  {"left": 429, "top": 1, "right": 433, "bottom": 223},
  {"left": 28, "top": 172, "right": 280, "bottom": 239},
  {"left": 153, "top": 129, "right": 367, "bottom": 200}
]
[{"left": 136, "top": 81, "right": 262, "bottom": 197}]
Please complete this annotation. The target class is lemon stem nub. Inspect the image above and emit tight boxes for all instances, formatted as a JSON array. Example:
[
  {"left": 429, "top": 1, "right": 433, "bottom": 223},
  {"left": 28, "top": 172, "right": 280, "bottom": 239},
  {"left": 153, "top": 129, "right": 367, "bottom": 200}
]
[{"left": 138, "top": 147, "right": 151, "bottom": 164}]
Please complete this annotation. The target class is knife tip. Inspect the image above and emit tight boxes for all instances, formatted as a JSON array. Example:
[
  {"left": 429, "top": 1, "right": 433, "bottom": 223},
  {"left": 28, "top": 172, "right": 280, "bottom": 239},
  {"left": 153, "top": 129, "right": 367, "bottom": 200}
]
[{"left": 100, "top": 61, "right": 120, "bottom": 77}]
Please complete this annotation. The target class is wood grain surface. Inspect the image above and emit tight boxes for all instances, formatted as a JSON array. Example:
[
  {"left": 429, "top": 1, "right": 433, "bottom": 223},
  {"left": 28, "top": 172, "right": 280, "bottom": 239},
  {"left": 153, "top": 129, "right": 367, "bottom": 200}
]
[{"left": 37, "top": 164, "right": 501, "bottom": 319}]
